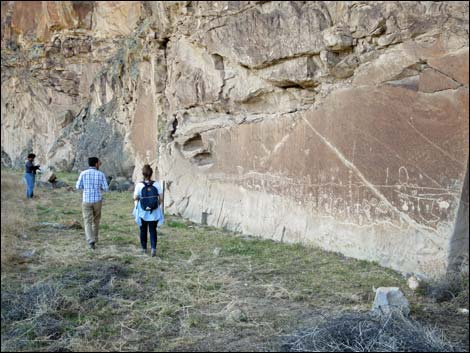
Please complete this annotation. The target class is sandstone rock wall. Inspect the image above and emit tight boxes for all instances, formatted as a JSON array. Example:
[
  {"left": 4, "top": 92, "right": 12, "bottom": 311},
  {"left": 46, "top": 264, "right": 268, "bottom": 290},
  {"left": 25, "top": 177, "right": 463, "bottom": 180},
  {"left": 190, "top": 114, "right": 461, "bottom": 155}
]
[{"left": 1, "top": 1, "right": 468, "bottom": 276}]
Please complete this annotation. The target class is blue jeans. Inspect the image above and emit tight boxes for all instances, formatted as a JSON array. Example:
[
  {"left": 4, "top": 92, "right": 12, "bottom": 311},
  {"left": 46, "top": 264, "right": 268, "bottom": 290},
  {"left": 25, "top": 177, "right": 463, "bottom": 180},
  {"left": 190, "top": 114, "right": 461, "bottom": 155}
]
[
  {"left": 24, "top": 173, "right": 35, "bottom": 198},
  {"left": 139, "top": 219, "right": 158, "bottom": 250}
]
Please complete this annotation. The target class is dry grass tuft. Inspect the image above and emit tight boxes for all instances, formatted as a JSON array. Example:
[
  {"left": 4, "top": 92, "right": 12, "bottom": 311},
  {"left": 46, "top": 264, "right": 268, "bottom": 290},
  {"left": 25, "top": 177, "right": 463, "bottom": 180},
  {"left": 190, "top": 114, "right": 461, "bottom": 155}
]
[
  {"left": 281, "top": 311, "right": 459, "bottom": 352},
  {"left": 1, "top": 170, "right": 35, "bottom": 266},
  {"left": 418, "top": 262, "right": 469, "bottom": 311}
]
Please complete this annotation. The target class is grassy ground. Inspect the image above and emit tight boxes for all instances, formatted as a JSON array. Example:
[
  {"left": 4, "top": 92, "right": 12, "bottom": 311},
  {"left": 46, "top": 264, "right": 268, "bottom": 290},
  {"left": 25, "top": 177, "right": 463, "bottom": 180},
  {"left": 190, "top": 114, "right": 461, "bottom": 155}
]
[{"left": 1, "top": 169, "right": 468, "bottom": 352}]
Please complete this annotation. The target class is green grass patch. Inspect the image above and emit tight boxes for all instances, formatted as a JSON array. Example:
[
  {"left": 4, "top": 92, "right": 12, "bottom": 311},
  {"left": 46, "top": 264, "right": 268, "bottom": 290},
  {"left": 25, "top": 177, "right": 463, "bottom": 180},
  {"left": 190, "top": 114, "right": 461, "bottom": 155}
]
[
  {"left": 36, "top": 205, "right": 54, "bottom": 214},
  {"left": 55, "top": 171, "right": 80, "bottom": 185},
  {"left": 61, "top": 209, "right": 80, "bottom": 215},
  {"left": 167, "top": 220, "right": 187, "bottom": 228},
  {"left": 107, "top": 234, "right": 134, "bottom": 245},
  {"left": 224, "top": 242, "right": 263, "bottom": 256}
]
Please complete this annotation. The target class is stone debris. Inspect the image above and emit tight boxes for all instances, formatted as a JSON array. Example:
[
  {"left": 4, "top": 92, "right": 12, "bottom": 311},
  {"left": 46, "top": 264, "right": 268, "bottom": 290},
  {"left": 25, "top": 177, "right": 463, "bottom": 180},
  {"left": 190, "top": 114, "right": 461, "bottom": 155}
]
[
  {"left": 372, "top": 287, "right": 410, "bottom": 316},
  {"left": 407, "top": 275, "right": 423, "bottom": 291},
  {"left": 37, "top": 221, "right": 82, "bottom": 230},
  {"left": 40, "top": 170, "right": 57, "bottom": 184}
]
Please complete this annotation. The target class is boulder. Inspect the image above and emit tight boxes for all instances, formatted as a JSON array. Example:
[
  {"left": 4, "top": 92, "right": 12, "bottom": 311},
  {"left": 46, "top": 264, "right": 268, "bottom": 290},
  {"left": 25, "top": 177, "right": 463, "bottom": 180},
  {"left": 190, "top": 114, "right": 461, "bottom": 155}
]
[
  {"left": 109, "top": 178, "right": 133, "bottom": 192},
  {"left": 40, "top": 170, "right": 57, "bottom": 183},
  {"left": 372, "top": 287, "right": 410, "bottom": 316}
]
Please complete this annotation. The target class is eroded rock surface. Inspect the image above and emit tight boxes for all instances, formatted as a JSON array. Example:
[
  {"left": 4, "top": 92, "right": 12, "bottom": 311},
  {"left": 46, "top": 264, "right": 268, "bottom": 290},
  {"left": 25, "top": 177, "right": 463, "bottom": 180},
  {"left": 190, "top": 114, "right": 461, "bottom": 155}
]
[{"left": 1, "top": 1, "right": 468, "bottom": 276}]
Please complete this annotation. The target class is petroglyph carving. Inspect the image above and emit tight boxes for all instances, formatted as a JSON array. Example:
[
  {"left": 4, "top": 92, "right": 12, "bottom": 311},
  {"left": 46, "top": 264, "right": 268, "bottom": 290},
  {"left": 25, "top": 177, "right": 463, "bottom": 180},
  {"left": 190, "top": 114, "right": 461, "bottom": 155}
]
[{"left": 208, "top": 165, "right": 460, "bottom": 230}]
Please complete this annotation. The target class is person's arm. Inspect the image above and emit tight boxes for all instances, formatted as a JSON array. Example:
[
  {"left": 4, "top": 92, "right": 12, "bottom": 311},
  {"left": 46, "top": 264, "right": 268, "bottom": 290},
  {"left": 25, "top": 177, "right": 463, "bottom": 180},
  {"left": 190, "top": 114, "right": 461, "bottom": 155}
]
[
  {"left": 154, "top": 181, "right": 163, "bottom": 205},
  {"left": 101, "top": 172, "right": 109, "bottom": 192},
  {"left": 155, "top": 181, "right": 163, "bottom": 197},
  {"left": 76, "top": 172, "right": 83, "bottom": 190},
  {"left": 133, "top": 183, "right": 140, "bottom": 201}
]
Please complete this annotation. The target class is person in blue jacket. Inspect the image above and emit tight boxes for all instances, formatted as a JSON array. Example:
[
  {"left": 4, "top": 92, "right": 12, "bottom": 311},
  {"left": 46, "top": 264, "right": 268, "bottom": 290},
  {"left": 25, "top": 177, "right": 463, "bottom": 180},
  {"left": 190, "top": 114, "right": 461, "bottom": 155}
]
[
  {"left": 132, "top": 164, "right": 164, "bottom": 257},
  {"left": 24, "top": 153, "right": 41, "bottom": 198}
]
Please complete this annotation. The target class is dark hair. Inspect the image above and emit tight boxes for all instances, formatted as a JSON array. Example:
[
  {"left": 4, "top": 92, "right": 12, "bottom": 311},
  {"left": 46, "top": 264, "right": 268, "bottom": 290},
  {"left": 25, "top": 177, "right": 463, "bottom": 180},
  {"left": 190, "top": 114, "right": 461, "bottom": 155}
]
[
  {"left": 27, "top": 153, "right": 36, "bottom": 159},
  {"left": 142, "top": 164, "right": 153, "bottom": 180},
  {"left": 88, "top": 157, "right": 99, "bottom": 167}
]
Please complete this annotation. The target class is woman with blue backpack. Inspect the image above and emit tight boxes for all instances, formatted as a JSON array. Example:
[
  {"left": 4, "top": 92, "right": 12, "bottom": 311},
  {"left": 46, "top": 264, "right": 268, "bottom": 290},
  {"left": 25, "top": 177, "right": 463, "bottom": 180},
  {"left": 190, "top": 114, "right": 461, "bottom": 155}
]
[{"left": 132, "top": 164, "right": 164, "bottom": 257}]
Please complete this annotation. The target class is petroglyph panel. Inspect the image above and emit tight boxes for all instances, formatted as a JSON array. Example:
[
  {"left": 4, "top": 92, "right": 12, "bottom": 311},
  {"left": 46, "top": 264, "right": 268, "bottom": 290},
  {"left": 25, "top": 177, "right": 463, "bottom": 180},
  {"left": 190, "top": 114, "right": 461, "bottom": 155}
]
[
  {"left": 161, "top": 42, "right": 468, "bottom": 276},
  {"left": 201, "top": 85, "right": 467, "bottom": 234}
]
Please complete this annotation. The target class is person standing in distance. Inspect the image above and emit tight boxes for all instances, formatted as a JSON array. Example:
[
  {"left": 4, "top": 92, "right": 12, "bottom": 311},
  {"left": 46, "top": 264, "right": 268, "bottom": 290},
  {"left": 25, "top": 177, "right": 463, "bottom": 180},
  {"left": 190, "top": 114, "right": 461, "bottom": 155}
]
[
  {"left": 24, "top": 153, "right": 41, "bottom": 199},
  {"left": 76, "top": 157, "right": 109, "bottom": 250}
]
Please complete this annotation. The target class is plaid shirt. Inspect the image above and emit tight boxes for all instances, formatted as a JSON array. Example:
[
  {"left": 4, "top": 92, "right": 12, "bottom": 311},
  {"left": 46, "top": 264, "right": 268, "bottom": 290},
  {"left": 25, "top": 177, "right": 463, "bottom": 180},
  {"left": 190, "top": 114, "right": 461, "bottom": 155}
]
[{"left": 76, "top": 167, "right": 109, "bottom": 203}]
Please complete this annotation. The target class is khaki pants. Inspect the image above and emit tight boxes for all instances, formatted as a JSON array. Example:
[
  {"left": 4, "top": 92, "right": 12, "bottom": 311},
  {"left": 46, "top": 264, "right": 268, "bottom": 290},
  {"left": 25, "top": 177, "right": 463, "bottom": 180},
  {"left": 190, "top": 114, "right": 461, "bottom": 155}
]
[{"left": 82, "top": 201, "right": 102, "bottom": 244}]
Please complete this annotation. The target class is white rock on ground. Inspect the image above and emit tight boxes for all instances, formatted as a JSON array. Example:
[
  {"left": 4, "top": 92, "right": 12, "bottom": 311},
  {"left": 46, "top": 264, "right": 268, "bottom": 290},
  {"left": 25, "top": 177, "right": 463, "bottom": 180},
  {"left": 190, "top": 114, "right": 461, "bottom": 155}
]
[
  {"left": 407, "top": 275, "right": 423, "bottom": 291},
  {"left": 372, "top": 287, "right": 410, "bottom": 316}
]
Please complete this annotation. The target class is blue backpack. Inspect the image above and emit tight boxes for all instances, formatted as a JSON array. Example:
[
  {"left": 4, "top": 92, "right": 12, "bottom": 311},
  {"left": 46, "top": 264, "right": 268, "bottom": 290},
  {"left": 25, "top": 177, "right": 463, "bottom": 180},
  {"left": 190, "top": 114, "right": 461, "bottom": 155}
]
[{"left": 140, "top": 181, "right": 160, "bottom": 211}]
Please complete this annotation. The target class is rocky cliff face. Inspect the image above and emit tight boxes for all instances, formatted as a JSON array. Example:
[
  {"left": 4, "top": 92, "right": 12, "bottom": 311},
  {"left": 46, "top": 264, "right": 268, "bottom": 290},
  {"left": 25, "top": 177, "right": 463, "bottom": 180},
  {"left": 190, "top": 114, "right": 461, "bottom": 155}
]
[{"left": 1, "top": 1, "right": 469, "bottom": 276}]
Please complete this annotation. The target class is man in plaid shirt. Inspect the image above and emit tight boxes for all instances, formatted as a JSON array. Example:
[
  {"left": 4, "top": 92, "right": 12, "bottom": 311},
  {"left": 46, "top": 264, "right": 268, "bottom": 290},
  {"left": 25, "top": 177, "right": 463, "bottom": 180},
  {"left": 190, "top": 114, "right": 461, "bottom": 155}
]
[{"left": 76, "top": 157, "right": 109, "bottom": 249}]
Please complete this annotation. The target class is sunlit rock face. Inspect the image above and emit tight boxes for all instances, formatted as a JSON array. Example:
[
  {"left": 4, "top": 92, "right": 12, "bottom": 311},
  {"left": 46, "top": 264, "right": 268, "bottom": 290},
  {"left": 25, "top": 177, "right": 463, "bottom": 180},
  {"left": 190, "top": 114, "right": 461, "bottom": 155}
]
[
  {"left": 1, "top": 1, "right": 147, "bottom": 178},
  {"left": 1, "top": 1, "right": 468, "bottom": 276}
]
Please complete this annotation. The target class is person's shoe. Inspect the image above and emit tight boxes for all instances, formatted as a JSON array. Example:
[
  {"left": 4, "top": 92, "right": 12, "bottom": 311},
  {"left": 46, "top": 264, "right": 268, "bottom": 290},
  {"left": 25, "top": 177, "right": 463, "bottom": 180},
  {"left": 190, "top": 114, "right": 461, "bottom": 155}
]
[
  {"left": 88, "top": 242, "right": 95, "bottom": 250},
  {"left": 150, "top": 249, "right": 156, "bottom": 257},
  {"left": 141, "top": 248, "right": 147, "bottom": 255}
]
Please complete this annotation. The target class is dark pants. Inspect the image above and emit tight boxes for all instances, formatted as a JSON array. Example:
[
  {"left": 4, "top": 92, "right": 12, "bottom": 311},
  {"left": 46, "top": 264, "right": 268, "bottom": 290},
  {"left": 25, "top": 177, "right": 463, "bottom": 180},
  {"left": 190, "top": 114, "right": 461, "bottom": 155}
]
[
  {"left": 140, "top": 219, "right": 158, "bottom": 250},
  {"left": 24, "top": 173, "right": 35, "bottom": 198}
]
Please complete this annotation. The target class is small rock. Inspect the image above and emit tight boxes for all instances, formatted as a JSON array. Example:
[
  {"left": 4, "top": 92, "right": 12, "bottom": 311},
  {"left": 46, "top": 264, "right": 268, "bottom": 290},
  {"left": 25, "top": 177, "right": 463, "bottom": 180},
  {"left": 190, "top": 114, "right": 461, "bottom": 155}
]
[
  {"left": 213, "top": 247, "right": 221, "bottom": 256},
  {"left": 407, "top": 275, "right": 422, "bottom": 291},
  {"left": 377, "top": 33, "right": 399, "bottom": 47},
  {"left": 330, "top": 55, "right": 359, "bottom": 79},
  {"left": 38, "top": 222, "right": 65, "bottom": 229},
  {"left": 40, "top": 170, "right": 57, "bottom": 183},
  {"left": 458, "top": 308, "right": 469, "bottom": 315},
  {"left": 349, "top": 293, "right": 362, "bottom": 303},
  {"left": 227, "top": 308, "right": 248, "bottom": 322},
  {"left": 323, "top": 28, "right": 353, "bottom": 51},
  {"left": 63, "top": 220, "right": 83, "bottom": 230},
  {"left": 51, "top": 180, "right": 69, "bottom": 189},
  {"left": 109, "top": 179, "right": 133, "bottom": 192},
  {"left": 37, "top": 221, "right": 82, "bottom": 230},
  {"left": 372, "top": 287, "right": 410, "bottom": 316},
  {"left": 20, "top": 249, "right": 36, "bottom": 259}
]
